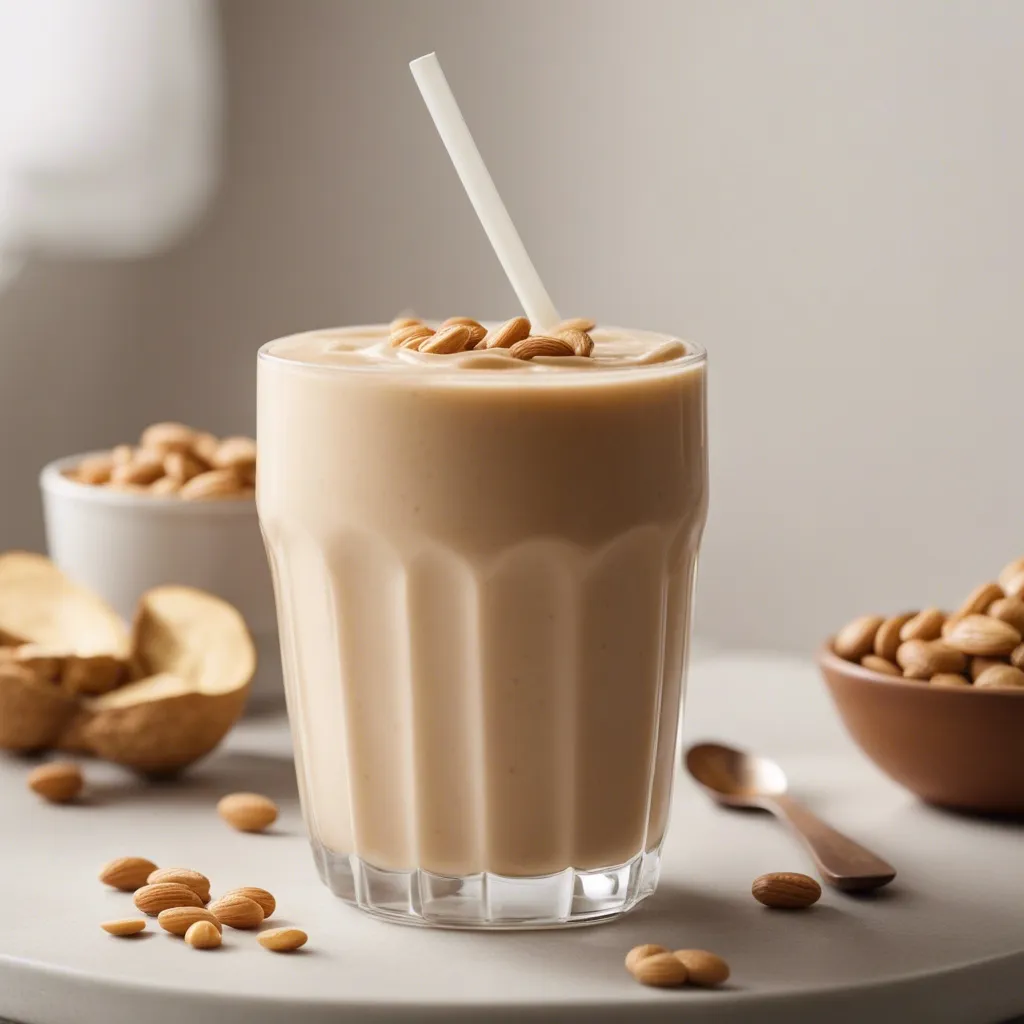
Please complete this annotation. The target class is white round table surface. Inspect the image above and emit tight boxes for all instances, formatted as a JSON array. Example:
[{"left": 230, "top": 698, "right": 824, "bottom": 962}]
[{"left": 1, "top": 651, "right": 1022, "bottom": 1024}]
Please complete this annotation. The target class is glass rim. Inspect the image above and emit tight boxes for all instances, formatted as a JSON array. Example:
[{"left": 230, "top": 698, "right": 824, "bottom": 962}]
[{"left": 257, "top": 325, "right": 706, "bottom": 387}]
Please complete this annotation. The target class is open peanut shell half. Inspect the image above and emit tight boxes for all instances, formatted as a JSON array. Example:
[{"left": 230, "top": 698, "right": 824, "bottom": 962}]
[
  {"left": 0, "top": 553, "right": 255, "bottom": 772},
  {"left": 0, "top": 551, "right": 131, "bottom": 656},
  {"left": 0, "top": 552, "right": 131, "bottom": 751}
]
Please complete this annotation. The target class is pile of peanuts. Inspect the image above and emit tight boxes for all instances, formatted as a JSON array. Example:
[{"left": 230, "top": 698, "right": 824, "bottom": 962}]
[
  {"left": 96, "top": 793, "right": 305, "bottom": 952},
  {"left": 68, "top": 423, "right": 255, "bottom": 500},
  {"left": 833, "top": 555, "right": 1024, "bottom": 689}
]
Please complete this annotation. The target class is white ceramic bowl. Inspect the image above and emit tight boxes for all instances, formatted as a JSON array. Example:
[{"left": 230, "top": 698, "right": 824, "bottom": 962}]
[{"left": 39, "top": 454, "right": 280, "bottom": 708}]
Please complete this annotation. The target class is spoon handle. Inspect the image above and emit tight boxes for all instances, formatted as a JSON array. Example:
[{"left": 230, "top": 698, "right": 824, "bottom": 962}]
[{"left": 763, "top": 793, "right": 897, "bottom": 891}]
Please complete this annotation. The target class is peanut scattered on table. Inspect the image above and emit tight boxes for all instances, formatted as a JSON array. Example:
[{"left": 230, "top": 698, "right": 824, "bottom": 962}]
[{"left": 624, "top": 943, "right": 731, "bottom": 989}]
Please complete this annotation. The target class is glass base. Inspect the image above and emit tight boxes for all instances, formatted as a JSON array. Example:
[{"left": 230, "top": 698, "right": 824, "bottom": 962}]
[{"left": 312, "top": 843, "right": 662, "bottom": 929}]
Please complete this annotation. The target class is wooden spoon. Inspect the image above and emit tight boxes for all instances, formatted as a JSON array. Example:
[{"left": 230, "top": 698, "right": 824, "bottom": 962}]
[{"left": 685, "top": 741, "right": 897, "bottom": 892}]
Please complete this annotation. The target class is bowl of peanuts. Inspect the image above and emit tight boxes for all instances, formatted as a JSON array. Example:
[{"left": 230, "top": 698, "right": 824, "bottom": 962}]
[
  {"left": 819, "top": 556, "right": 1024, "bottom": 815},
  {"left": 39, "top": 423, "right": 280, "bottom": 707}
]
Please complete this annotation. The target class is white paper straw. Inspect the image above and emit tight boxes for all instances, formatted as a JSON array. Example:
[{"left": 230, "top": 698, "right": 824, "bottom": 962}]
[{"left": 410, "top": 52, "right": 560, "bottom": 330}]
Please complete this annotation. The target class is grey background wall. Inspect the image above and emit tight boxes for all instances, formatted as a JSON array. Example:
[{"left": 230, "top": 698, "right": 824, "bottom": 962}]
[{"left": 1, "top": 0, "right": 1022, "bottom": 652}]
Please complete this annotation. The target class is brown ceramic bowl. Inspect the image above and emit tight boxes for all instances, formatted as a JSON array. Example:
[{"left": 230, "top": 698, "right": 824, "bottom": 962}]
[{"left": 819, "top": 644, "right": 1024, "bottom": 815}]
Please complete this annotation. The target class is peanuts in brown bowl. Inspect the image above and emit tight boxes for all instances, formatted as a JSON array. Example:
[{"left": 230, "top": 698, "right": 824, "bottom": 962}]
[{"left": 832, "top": 555, "right": 1024, "bottom": 690}]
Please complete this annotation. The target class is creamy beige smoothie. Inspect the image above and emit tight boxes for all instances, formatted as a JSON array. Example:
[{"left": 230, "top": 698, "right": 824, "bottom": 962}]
[{"left": 257, "top": 324, "right": 707, "bottom": 927}]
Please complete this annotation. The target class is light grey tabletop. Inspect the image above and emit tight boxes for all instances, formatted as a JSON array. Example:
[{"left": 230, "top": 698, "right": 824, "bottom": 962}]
[{"left": 1, "top": 652, "right": 1022, "bottom": 1024}]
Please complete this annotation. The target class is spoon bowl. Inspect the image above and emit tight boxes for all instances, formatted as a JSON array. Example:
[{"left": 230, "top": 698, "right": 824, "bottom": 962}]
[{"left": 686, "top": 742, "right": 788, "bottom": 804}]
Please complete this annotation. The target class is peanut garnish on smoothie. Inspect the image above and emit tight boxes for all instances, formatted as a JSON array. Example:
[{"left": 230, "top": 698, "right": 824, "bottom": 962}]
[{"left": 387, "top": 315, "right": 597, "bottom": 359}]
